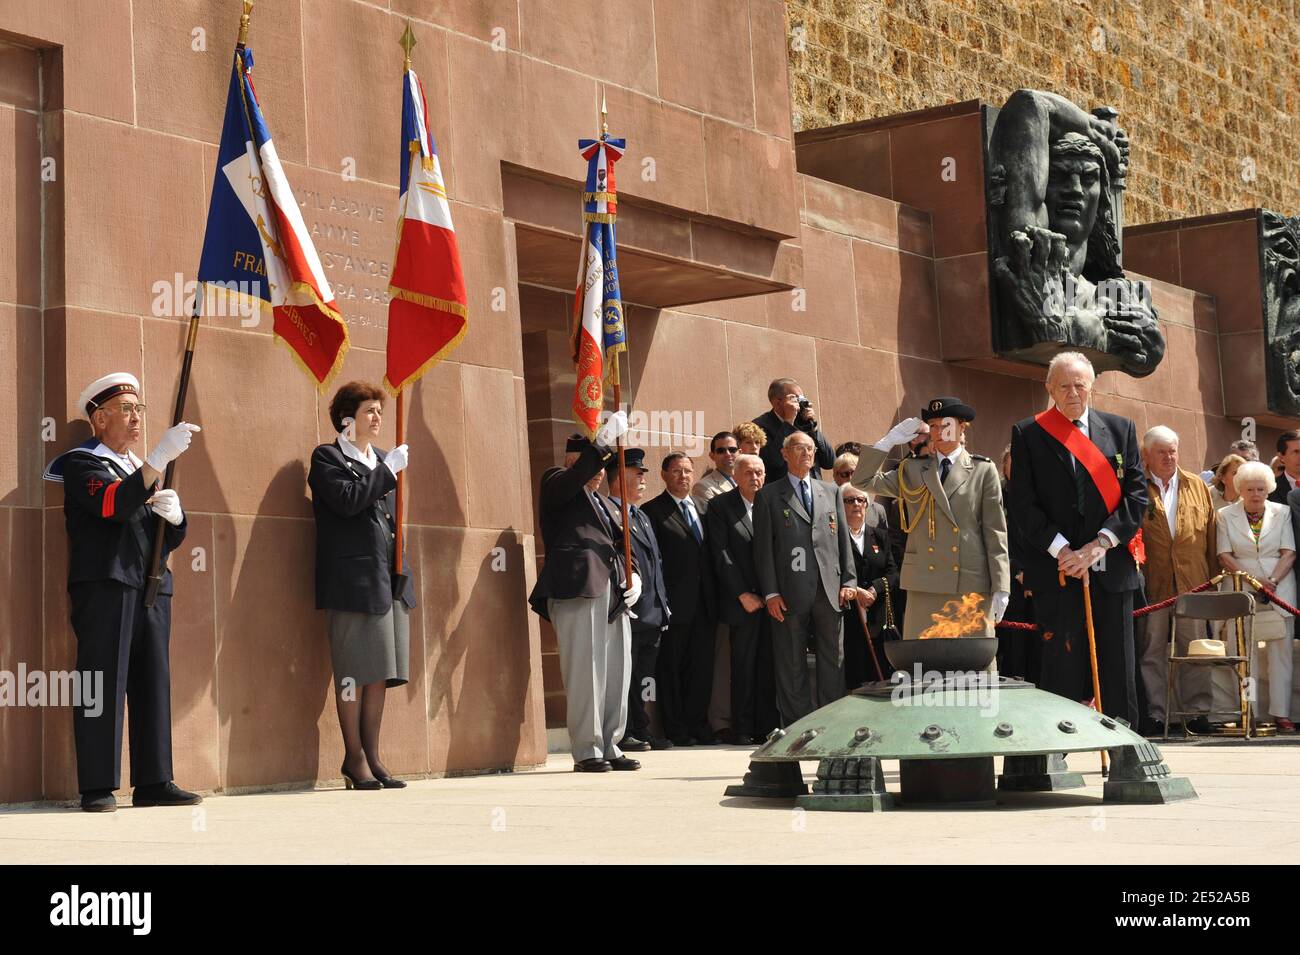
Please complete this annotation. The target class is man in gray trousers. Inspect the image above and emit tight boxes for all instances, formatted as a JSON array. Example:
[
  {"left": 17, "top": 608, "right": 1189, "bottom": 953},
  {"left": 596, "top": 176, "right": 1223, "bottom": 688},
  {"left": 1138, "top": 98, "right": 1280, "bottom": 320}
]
[
  {"left": 753, "top": 431, "right": 857, "bottom": 725},
  {"left": 527, "top": 414, "right": 643, "bottom": 772}
]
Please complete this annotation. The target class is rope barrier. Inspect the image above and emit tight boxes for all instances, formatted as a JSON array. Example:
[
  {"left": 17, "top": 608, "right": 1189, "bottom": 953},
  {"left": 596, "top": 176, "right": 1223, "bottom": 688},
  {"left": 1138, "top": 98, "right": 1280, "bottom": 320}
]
[{"left": 993, "top": 570, "right": 1300, "bottom": 632}]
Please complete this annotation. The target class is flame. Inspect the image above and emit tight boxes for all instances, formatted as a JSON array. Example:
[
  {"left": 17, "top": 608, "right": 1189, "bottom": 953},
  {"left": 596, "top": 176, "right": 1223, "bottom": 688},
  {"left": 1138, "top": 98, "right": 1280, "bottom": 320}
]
[{"left": 918, "top": 593, "right": 986, "bottom": 639}]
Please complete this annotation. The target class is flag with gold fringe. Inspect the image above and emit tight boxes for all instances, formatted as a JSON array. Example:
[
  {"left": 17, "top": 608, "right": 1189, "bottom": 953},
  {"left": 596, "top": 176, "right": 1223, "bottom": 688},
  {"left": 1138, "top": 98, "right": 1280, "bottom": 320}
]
[
  {"left": 571, "top": 133, "right": 626, "bottom": 437},
  {"left": 384, "top": 66, "right": 468, "bottom": 393},
  {"left": 197, "top": 46, "right": 347, "bottom": 390}
]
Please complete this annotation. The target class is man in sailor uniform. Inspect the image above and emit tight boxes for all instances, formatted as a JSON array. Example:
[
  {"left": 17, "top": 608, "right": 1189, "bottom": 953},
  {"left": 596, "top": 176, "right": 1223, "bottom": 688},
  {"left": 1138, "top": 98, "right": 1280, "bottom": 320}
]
[{"left": 46, "top": 373, "right": 203, "bottom": 811}]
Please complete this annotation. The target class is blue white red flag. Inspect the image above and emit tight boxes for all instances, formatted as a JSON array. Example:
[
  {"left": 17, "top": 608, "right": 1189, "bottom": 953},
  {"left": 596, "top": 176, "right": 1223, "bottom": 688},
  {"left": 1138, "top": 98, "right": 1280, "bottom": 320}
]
[
  {"left": 385, "top": 67, "right": 467, "bottom": 393},
  {"left": 197, "top": 47, "right": 348, "bottom": 390},
  {"left": 571, "top": 135, "right": 626, "bottom": 437}
]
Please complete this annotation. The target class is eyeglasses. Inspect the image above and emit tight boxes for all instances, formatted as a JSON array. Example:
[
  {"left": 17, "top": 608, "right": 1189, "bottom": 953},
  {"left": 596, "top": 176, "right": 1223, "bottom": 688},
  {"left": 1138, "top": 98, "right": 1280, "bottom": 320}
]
[
  {"left": 102, "top": 403, "right": 147, "bottom": 418},
  {"left": 844, "top": 498, "right": 868, "bottom": 506},
  {"left": 713, "top": 447, "right": 739, "bottom": 455}
]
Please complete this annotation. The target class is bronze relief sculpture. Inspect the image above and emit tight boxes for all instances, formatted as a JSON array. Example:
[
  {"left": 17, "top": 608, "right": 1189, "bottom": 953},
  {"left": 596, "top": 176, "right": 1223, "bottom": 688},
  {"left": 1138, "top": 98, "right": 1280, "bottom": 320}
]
[
  {"left": 1263, "top": 211, "right": 1300, "bottom": 414},
  {"left": 987, "top": 90, "right": 1165, "bottom": 377}
]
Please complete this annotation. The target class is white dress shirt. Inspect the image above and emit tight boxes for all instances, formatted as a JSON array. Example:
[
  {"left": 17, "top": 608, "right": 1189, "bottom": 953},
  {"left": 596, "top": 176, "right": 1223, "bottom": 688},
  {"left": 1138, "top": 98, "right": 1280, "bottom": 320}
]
[
  {"left": 1150, "top": 469, "right": 1179, "bottom": 537},
  {"left": 668, "top": 491, "right": 702, "bottom": 531},
  {"left": 338, "top": 434, "right": 377, "bottom": 471}
]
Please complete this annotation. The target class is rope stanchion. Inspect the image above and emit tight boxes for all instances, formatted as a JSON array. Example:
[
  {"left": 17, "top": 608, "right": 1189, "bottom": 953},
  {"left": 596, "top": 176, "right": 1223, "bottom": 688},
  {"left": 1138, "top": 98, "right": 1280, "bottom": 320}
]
[{"left": 993, "top": 569, "right": 1300, "bottom": 632}]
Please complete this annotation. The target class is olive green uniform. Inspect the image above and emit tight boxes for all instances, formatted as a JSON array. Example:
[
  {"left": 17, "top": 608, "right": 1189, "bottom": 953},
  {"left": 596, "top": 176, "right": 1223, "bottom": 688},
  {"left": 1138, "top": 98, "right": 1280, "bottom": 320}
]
[{"left": 851, "top": 446, "right": 1010, "bottom": 639}]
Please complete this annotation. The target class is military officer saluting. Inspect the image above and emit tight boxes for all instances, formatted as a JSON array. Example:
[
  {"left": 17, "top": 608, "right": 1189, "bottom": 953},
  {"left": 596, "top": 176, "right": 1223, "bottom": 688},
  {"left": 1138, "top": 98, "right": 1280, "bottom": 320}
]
[
  {"left": 852, "top": 396, "right": 1011, "bottom": 639},
  {"left": 51, "top": 373, "right": 203, "bottom": 811}
]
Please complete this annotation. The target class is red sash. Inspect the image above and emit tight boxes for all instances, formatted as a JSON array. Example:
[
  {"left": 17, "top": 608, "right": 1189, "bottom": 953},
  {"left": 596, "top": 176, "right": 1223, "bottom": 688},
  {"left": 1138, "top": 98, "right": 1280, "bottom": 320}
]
[{"left": 1034, "top": 406, "right": 1121, "bottom": 511}]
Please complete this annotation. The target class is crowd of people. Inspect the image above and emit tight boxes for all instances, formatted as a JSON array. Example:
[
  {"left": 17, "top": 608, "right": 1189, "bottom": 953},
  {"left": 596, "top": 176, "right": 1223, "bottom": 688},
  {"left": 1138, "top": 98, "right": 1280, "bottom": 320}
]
[
  {"left": 533, "top": 357, "right": 1300, "bottom": 772},
  {"left": 54, "top": 354, "right": 1300, "bottom": 806}
]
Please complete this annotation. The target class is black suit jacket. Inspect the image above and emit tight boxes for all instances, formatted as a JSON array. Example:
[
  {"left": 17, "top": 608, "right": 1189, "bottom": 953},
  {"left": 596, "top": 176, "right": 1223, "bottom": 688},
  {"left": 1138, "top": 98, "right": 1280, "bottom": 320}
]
[
  {"left": 706, "top": 487, "right": 763, "bottom": 627},
  {"left": 308, "top": 442, "right": 416, "bottom": 614},
  {"left": 850, "top": 523, "right": 898, "bottom": 602},
  {"left": 62, "top": 449, "right": 187, "bottom": 595},
  {"left": 527, "top": 440, "right": 628, "bottom": 621},
  {"left": 1269, "top": 478, "right": 1297, "bottom": 507},
  {"left": 606, "top": 496, "right": 671, "bottom": 632},
  {"left": 753, "top": 409, "right": 835, "bottom": 482},
  {"left": 642, "top": 490, "right": 717, "bottom": 625},
  {"left": 1008, "top": 408, "right": 1146, "bottom": 594}
]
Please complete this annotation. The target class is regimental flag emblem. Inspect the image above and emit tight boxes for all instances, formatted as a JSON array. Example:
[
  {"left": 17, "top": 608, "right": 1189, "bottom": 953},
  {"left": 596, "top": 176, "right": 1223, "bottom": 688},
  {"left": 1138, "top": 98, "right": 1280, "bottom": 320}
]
[
  {"left": 384, "top": 67, "right": 468, "bottom": 393},
  {"left": 197, "top": 47, "right": 348, "bottom": 390},
  {"left": 571, "top": 134, "right": 627, "bottom": 437}
]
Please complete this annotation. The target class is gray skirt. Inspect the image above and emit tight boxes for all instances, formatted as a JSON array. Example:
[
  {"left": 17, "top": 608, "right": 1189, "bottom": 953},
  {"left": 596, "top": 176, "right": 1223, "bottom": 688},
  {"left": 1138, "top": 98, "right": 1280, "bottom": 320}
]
[{"left": 327, "top": 602, "right": 410, "bottom": 690}]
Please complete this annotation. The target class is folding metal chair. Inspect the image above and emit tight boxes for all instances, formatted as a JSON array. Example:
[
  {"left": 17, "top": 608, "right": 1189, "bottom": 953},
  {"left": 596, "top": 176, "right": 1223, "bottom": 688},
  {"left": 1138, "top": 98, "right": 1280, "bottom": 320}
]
[{"left": 1165, "top": 590, "right": 1253, "bottom": 739}]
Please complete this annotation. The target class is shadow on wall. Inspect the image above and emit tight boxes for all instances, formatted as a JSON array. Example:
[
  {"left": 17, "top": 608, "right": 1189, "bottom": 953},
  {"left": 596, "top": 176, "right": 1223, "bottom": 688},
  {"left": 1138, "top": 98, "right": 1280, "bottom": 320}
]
[
  {"left": 217, "top": 457, "right": 327, "bottom": 791},
  {"left": 429, "top": 529, "right": 534, "bottom": 772}
]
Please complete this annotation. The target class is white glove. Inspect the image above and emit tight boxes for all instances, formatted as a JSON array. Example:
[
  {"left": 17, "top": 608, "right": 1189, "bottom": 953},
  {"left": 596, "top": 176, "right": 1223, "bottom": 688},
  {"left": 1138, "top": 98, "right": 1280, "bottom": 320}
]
[
  {"left": 148, "top": 488, "right": 184, "bottom": 526},
  {"left": 990, "top": 591, "right": 1010, "bottom": 623},
  {"left": 145, "top": 422, "right": 202, "bottom": 472},
  {"left": 596, "top": 410, "right": 630, "bottom": 447},
  {"left": 873, "top": 416, "right": 924, "bottom": 451},
  {"left": 623, "top": 571, "right": 642, "bottom": 607},
  {"left": 384, "top": 444, "right": 409, "bottom": 476}
]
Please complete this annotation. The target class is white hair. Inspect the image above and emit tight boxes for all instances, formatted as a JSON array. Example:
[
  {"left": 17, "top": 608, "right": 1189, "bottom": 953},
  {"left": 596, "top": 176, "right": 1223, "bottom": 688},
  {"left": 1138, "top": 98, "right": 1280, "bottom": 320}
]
[
  {"left": 1234, "top": 460, "right": 1277, "bottom": 494},
  {"left": 1142, "top": 425, "right": 1179, "bottom": 450},
  {"left": 1046, "top": 351, "right": 1096, "bottom": 385},
  {"left": 734, "top": 453, "right": 764, "bottom": 474},
  {"left": 782, "top": 431, "right": 814, "bottom": 449},
  {"left": 839, "top": 482, "right": 868, "bottom": 502}
]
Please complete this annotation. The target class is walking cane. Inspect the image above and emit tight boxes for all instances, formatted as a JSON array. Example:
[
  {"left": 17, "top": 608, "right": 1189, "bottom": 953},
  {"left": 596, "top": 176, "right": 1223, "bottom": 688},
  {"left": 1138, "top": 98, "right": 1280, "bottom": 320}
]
[
  {"left": 1062, "top": 569, "right": 1109, "bottom": 776},
  {"left": 855, "top": 602, "right": 886, "bottom": 683}
]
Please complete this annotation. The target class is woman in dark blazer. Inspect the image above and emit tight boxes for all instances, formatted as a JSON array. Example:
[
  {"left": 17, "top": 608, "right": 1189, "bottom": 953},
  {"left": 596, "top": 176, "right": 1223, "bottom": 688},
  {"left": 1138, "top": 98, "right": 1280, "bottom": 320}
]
[
  {"left": 840, "top": 483, "right": 899, "bottom": 690},
  {"left": 308, "top": 381, "right": 416, "bottom": 790}
]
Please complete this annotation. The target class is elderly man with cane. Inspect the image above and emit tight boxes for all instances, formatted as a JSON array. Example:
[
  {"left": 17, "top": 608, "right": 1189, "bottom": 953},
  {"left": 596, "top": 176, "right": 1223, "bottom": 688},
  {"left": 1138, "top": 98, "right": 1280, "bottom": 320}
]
[{"left": 1008, "top": 352, "right": 1147, "bottom": 729}]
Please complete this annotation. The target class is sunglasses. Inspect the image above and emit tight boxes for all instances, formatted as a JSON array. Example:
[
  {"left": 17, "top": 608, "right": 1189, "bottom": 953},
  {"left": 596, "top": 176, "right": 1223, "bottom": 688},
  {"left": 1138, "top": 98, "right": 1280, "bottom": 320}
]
[
  {"left": 713, "top": 446, "right": 739, "bottom": 455},
  {"left": 844, "top": 498, "right": 868, "bottom": 506}
]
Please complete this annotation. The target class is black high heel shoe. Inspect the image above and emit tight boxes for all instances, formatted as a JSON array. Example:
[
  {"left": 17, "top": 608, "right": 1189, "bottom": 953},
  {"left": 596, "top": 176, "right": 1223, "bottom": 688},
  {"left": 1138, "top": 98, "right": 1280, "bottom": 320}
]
[
  {"left": 341, "top": 765, "right": 382, "bottom": 791},
  {"left": 374, "top": 774, "right": 407, "bottom": 789}
]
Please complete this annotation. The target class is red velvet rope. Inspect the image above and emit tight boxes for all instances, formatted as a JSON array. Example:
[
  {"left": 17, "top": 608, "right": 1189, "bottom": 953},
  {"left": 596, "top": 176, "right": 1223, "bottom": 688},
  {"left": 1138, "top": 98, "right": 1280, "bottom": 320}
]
[{"left": 993, "top": 576, "right": 1300, "bottom": 632}]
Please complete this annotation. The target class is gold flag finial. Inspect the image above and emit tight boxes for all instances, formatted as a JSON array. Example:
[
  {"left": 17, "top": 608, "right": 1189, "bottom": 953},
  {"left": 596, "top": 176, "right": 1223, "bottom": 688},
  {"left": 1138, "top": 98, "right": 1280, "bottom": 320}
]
[
  {"left": 238, "top": 0, "right": 254, "bottom": 46},
  {"left": 399, "top": 20, "right": 416, "bottom": 71},
  {"left": 600, "top": 91, "right": 608, "bottom": 138}
]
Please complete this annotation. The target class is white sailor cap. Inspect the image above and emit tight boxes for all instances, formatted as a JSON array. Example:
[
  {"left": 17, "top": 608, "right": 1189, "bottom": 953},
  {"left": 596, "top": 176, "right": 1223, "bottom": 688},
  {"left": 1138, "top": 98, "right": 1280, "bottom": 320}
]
[{"left": 77, "top": 373, "right": 140, "bottom": 419}]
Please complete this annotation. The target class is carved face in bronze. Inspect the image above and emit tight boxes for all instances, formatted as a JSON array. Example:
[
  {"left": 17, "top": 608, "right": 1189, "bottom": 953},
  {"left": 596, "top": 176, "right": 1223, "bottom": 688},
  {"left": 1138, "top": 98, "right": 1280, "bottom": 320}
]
[{"left": 1045, "top": 156, "right": 1101, "bottom": 254}]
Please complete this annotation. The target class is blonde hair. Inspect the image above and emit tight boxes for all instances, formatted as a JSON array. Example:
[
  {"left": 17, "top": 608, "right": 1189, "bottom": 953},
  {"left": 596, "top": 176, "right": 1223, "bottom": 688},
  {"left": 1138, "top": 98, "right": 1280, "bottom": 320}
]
[
  {"left": 732, "top": 421, "right": 767, "bottom": 449},
  {"left": 1214, "top": 453, "right": 1246, "bottom": 494}
]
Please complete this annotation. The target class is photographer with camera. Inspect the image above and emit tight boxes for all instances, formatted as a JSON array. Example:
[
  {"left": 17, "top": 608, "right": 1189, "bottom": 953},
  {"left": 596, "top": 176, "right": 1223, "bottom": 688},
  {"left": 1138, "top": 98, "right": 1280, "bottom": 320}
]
[{"left": 752, "top": 378, "right": 835, "bottom": 483}]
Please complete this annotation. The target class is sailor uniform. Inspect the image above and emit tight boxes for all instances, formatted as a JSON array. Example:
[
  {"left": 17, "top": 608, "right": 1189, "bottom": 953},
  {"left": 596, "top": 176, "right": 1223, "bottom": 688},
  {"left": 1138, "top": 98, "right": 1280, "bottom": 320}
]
[{"left": 60, "top": 442, "right": 187, "bottom": 794}]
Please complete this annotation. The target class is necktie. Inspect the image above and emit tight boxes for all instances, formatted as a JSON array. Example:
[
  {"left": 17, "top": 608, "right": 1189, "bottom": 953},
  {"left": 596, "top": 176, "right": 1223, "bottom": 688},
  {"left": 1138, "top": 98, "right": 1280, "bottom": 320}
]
[
  {"left": 681, "top": 500, "right": 702, "bottom": 544},
  {"left": 940, "top": 457, "right": 951, "bottom": 485},
  {"left": 590, "top": 490, "right": 614, "bottom": 537},
  {"left": 1071, "top": 419, "right": 1088, "bottom": 509},
  {"left": 799, "top": 479, "right": 812, "bottom": 519}
]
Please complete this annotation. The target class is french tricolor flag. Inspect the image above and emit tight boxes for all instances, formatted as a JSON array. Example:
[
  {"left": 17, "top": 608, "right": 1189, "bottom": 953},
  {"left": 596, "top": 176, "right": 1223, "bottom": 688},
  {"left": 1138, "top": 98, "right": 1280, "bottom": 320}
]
[
  {"left": 384, "top": 68, "right": 467, "bottom": 393},
  {"left": 197, "top": 46, "right": 348, "bottom": 390}
]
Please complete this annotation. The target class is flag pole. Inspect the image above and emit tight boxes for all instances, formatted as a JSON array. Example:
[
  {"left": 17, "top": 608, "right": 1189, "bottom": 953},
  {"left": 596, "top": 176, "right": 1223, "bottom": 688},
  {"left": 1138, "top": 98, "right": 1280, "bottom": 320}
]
[
  {"left": 600, "top": 96, "right": 633, "bottom": 587},
  {"left": 144, "top": 0, "right": 255, "bottom": 609},
  {"left": 390, "top": 22, "right": 416, "bottom": 595}
]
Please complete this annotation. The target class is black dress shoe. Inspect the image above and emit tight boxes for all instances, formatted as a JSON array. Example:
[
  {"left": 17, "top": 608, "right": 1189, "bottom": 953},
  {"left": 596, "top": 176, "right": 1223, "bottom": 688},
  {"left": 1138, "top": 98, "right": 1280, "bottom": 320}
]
[
  {"left": 574, "top": 758, "right": 612, "bottom": 772},
  {"left": 618, "top": 736, "right": 651, "bottom": 752},
  {"left": 132, "top": 781, "right": 203, "bottom": 807},
  {"left": 1185, "top": 716, "right": 1214, "bottom": 735},
  {"left": 80, "top": 790, "right": 116, "bottom": 813},
  {"left": 608, "top": 756, "right": 641, "bottom": 771},
  {"left": 341, "top": 766, "right": 382, "bottom": 791},
  {"left": 648, "top": 737, "right": 674, "bottom": 750},
  {"left": 670, "top": 736, "right": 698, "bottom": 747},
  {"left": 375, "top": 775, "right": 408, "bottom": 789},
  {"left": 731, "top": 734, "right": 756, "bottom": 746}
]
